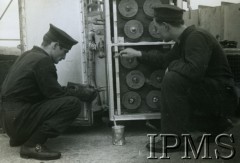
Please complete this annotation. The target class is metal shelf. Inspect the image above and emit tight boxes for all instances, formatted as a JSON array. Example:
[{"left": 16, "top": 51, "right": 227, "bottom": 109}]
[
  {"left": 111, "top": 41, "right": 174, "bottom": 47},
  {"left": 111, "top": 113, "right": 161, "bottom": 121}
]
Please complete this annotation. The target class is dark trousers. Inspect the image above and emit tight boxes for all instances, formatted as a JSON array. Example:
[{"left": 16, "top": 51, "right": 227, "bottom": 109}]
[
  {"left": 1, "top": 96, "right": 81, "bottom": 144},
  {"left": 160, "top": 71, "right": 238, "bottom": 136}
]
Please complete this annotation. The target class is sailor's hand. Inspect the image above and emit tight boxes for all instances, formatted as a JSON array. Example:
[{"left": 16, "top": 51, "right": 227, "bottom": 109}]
[
  {"left": 115, "top": 48, "right": 142, "bottom": 58},
  {"left": 83, "top": 85, "right": 98, "bottom": 102},
  {"left": 67, "top": 82, "right": 97, "bottom": 102}
]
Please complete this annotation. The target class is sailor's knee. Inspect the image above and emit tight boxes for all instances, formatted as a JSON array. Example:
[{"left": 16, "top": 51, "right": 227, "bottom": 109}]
[
  {"left": 63, "top": 96, "right": 82, "bottom": 113},
  {"left": 162, "top": 71, "right": 191, "bottom": 93},
  {"left": 162, "top": 72, "right": 181, "bottom": 88}
]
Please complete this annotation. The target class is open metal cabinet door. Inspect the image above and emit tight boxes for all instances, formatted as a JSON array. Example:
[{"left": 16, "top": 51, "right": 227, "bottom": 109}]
[{"left": 18, "top": 0, "right": 93, "bottom": 126}]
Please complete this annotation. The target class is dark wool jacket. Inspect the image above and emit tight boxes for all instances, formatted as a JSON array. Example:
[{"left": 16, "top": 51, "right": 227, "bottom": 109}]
[
  {"left": 1, "top": 46, "right": 66, "bottom": 103},
  {"left": 140, "top": 25, "right": 234, "bottom": 85}
]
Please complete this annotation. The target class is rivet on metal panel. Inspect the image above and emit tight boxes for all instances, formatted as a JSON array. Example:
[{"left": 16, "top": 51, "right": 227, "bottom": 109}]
[
  {"left": 120, "top": 57, "right": 139, "bottom": 69},
  {"left": 118, "top": 0, "right": 138, "bottom": 18},
  {"left": 148, "top": 21, "right": 162, "bottom": 39},
  {"left": 122, "top": 91, "right": 141, "bottom": 110},
  {"left": 143, "top": 0, "right": 162, "bottom": 18},
  {"left": 146, "top": 90, "right": 161, "bottom": 110},
  {"left": 126, "top": 70, "right": 145, "bottom": 89},
  {"left": 124, "top": 20, "right": 144, "bottom": 40},
  {"left": 149, "top": 69, "right": 165, "bottom": 88}
]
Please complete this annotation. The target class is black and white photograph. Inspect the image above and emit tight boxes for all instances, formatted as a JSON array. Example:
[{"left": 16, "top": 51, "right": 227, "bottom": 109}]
[{"left": 0, "top": 0, "right": 240, "bottom": 162}]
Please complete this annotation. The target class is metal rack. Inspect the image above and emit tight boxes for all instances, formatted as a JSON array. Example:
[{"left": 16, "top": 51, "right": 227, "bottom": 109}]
[{"left": 104, "top": 0, "right": 173, "bottom": 121}]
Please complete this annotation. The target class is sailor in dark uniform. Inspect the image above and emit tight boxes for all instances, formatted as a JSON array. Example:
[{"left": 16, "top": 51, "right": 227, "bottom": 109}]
[
  {"left": 0, "top": 24, "right": 97, "bottom": 160},
  {"left": 119, "top": 4, "right": 238, "bottom": 151}
]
